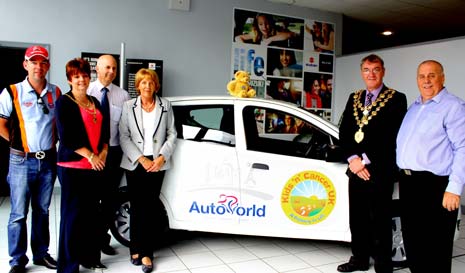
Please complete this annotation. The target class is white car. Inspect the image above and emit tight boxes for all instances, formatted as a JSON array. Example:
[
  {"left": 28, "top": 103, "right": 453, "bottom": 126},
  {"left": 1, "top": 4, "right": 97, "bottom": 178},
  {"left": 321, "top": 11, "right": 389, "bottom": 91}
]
[{"left": 111, "top": 96, "right": 461, "bottom": 265}]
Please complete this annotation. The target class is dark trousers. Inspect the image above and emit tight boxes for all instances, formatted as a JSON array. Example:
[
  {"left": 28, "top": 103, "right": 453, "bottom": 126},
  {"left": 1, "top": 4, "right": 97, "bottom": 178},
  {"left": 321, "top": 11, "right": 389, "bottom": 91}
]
[
  {"left": 126, "top": 162, "right": 165, "bottom": 258},
  {"left": 98, "top": 145, "right": 124, "bottom": 248},
  {"left": 348, "top": 175, "right": 393, "bottom": 273},
  {"left": 399, "top": 171, "right": 458, "bottom": 273},
  {"left": 57, "top": 167, "right": 102, "bottom": 273}
]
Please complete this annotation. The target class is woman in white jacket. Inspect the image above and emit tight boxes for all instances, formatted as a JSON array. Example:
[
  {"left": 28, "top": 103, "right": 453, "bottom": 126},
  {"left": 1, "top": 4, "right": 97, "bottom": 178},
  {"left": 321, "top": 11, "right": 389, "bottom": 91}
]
[{"left": 119, "top": 68, "right": 176, "bottom": 273}]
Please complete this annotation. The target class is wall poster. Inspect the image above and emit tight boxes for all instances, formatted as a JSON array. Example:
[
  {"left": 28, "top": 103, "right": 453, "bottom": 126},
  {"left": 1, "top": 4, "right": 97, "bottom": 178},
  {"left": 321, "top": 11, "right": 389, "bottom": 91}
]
[
  {"left": 81, "top": 53, "right": 163, "bottom": 99},
  {"left": 231, "top": 8, "right": 335, "bottom": 121},
  {"left": 125, "top": 59, "right": 163, "bottom": 98}
]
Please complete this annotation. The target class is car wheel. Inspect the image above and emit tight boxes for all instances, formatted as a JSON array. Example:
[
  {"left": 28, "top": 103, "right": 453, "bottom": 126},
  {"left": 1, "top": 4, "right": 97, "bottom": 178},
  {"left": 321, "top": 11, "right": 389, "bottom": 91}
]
[
  {"left": 110, "top": 187, "right": 171, "bottom": 248},
  {"left": 391, "top": 200, "right": 407, "bottom": 267},
  {"left": 110, "top": 188, "right": 131, "bottom": 247}
]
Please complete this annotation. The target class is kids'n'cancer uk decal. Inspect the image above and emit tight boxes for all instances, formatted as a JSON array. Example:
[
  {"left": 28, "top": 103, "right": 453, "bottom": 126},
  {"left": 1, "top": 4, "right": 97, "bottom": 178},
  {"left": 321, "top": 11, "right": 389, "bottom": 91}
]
[{"left": 281, "top": 170, "right": 336, "bottom": 225}]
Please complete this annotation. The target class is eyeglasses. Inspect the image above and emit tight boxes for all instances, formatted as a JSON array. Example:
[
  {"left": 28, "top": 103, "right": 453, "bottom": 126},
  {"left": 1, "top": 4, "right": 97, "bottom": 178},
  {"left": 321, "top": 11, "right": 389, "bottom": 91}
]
[
  {"left": 37, "top": 97, "right": 49, "bottom": 114},
  {"left": 362, "top": 67, "right": 383, "bottom": 74}
]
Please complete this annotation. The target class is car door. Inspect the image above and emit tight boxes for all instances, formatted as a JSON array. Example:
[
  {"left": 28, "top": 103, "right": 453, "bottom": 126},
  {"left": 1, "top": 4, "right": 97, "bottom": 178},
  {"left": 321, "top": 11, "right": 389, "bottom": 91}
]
[
  {"left": 234, "top": 100, "right": 351, "bottom": 242},
  {"left": 161, "top": 101, "right": 242, "bottom": 233}
]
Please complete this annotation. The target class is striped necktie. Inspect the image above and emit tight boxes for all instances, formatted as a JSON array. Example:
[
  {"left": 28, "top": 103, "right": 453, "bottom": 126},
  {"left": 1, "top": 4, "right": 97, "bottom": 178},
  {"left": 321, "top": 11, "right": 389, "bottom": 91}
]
[{"left": 366, "top": 92, "right": 373, "bottom": 107}]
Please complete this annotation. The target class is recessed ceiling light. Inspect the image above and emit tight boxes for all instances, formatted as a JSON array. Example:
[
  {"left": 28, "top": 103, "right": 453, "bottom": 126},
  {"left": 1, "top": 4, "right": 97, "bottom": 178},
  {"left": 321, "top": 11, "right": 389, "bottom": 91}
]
[{"left": 382, "top": 30, "right": 393, "bottom": 36}]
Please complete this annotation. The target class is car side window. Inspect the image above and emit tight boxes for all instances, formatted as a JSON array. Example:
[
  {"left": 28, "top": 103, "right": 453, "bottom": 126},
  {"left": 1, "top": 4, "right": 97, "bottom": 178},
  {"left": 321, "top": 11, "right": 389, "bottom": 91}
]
[
  {"left": 243, "top": 106, "right": 334, "bottom": 159},
  {"left": 173, "top": 105, "right": 235, "bottom": 146}
]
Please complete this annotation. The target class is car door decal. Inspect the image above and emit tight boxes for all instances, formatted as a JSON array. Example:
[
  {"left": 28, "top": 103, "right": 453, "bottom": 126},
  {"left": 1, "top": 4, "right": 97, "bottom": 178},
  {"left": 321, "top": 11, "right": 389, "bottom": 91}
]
[
  {"left": 189, "top": 194, "right": 266, "bottom": 217},
  {"left": 281, "top": 170, "right": 336, "bottom": 225}
]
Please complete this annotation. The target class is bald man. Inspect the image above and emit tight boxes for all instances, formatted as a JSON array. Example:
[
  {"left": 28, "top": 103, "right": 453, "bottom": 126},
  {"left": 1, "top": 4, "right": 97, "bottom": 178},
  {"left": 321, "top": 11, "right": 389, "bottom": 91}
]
[
  {"left": 396, "top": 60, "right": 465, "bottom": 273},
  {"left": 87, "top": 55, "right": 130, "bottom": 255}
]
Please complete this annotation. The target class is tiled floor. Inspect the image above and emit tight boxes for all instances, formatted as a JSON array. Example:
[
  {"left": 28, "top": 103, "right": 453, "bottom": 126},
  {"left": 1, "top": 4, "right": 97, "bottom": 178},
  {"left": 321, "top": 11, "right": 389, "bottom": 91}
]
[{"left": 1, "top": 187, "right": 464, "bottom": 273}]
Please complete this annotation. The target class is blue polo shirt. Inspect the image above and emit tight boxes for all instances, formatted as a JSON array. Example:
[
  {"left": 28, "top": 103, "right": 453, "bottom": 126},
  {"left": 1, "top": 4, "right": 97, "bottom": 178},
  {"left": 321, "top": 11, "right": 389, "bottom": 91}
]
[{"left": 0, "top": 77, "right": 61, "bottom": 152}]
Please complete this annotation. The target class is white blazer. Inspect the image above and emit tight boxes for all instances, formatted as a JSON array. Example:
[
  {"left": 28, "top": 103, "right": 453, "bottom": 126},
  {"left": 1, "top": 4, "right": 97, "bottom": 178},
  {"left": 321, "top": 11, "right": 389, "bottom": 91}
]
[{"left": 119, "top": 95, "right": 177, "bottom": 171}]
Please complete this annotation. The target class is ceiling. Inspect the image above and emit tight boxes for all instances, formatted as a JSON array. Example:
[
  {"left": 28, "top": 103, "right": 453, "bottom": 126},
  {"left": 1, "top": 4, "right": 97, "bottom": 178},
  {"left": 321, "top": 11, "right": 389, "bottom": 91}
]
[{"left": 267, "top": 0, "right": 465, "bottom": 54}]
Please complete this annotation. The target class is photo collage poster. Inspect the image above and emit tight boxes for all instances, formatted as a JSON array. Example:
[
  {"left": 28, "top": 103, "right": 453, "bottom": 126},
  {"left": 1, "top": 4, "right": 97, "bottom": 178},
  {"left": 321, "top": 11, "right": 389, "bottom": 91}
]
[{"left": 231, "top": 8, "right": 335, "bottom": 123}]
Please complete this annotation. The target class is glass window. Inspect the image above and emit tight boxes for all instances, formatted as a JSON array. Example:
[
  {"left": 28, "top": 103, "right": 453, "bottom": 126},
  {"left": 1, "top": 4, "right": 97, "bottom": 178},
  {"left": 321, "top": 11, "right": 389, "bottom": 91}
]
[
  {"left": 189, "top": 108, "right": 223, "bottom": 130},
  {"left": 243, "top": 106, "right": 336, "bottom": 159},
  {"left": 173, "top": 105, "right": 235, "bottom": 146}
]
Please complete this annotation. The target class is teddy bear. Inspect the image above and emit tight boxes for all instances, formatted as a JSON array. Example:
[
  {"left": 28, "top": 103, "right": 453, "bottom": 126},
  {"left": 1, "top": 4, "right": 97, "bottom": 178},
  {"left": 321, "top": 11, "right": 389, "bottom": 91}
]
[{"left": 227, "top": 70, "right": 256, "bottom": 98}]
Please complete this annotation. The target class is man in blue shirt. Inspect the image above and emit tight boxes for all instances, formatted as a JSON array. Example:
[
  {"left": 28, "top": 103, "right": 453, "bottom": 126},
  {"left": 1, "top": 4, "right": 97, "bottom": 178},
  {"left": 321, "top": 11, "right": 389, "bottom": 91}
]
[
  {"left": 87, "top": 54, "right": 130, "bottom": 255},
  {"left": 0, "top": 46, "right": 61, "bottom": 273},
  {"left": 396, "top": 60, "right": 465, "bottom": 273}
]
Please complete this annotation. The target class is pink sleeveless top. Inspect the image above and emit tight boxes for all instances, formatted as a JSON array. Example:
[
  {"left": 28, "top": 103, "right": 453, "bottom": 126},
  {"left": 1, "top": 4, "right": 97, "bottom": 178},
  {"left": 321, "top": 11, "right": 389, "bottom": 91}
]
[{"left": 58, "top": 106, "right": 103, "bottom": 169}]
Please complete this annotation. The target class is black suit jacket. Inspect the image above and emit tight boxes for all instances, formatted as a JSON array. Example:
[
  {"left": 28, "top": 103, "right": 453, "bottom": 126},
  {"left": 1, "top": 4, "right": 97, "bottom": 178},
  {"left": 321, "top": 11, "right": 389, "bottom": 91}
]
[{"left": 339, "top": 85, "right": 407, "bottom": 182}]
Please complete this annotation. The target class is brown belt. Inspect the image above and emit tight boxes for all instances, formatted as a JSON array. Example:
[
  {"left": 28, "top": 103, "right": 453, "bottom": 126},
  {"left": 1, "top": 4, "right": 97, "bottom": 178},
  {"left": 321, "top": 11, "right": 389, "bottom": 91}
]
[{"left": 10, "top": 148, "right": 55, "bottom": 160}]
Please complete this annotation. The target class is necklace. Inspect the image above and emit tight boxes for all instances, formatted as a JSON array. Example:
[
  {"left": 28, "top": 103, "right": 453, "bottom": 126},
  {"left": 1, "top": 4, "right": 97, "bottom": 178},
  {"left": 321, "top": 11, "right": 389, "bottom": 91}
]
[
  {"left": 65, "top": 93, "right": 97, "bottom": 123},
  {"left": 141, "top": 99, "right": 155, "bottom": 112},
  {"left": 352, "top": 88, "right": 395, "bottom": 143}
]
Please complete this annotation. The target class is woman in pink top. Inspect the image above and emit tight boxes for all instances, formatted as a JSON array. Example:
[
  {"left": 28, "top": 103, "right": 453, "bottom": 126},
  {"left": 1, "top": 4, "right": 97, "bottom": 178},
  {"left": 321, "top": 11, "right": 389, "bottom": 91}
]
[{"left": 55, "top": 58, "right": 109, "bottom": 273}]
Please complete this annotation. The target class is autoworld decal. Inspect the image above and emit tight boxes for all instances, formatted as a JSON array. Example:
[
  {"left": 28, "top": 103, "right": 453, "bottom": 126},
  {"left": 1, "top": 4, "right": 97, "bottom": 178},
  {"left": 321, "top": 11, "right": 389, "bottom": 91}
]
[
  {"left": 281, "top": 171, "right": 336, "bottom": 225},
  {"left": 189, "top": 194, "right": 266, "bottom": 217}
]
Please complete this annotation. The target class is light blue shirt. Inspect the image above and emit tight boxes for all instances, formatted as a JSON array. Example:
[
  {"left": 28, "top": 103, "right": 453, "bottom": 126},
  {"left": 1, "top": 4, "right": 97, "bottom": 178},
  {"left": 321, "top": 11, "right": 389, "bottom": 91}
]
[
  {"left": 365, "top": 84, "right": 383, "bottom": 105},
  {"left": 87, "top": 80, "right": 130, "bottom": 146},
  {"left": 396, "top": 88, "right": 465, "bottom": 195}
]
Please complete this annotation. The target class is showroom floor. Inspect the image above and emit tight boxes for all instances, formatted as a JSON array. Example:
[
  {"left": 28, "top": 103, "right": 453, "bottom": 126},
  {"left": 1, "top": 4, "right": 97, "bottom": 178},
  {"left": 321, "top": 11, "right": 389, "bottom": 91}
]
[{"left": 0, "top": 187, "right": 464, "bottom": 273}]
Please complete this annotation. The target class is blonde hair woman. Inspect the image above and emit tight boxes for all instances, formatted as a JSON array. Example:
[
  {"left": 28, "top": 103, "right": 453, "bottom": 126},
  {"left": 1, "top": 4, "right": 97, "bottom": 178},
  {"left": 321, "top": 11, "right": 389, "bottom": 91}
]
[{"left": 119, "top": 68, "right": 177, "bottom": 273}]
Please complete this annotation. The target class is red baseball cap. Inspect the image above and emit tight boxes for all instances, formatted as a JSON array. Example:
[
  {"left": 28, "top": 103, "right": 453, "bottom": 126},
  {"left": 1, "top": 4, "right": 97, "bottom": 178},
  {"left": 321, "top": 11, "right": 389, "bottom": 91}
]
[{"left": 24, "top": 45, "right": 49, "bottom": 61}]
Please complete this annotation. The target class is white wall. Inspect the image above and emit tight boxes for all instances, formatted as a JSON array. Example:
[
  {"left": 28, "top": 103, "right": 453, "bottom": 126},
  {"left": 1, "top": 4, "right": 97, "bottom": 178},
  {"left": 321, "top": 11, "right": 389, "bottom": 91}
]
[
  {"left": 334, "top": 36, "right": 465, "bottom": 123},
  {"left": 0, "top": 0, "right": 342, "bottom": 96}
]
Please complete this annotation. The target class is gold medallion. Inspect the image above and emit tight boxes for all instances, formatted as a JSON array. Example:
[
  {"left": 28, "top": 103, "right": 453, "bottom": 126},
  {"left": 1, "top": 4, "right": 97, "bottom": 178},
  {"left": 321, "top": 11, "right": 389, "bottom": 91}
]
[
  {"left": 354, "top": 130, "right": 364, "bottom": 143},
  {"left": 351, "top": 88, "right": 396, "bottom": 144}
]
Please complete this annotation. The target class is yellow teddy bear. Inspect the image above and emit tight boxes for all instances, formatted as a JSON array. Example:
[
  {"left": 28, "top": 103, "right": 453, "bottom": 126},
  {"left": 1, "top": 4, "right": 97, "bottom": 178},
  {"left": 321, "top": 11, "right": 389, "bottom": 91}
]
[{"left": 227, "top": 71, "right": 256, "bottom": 98}]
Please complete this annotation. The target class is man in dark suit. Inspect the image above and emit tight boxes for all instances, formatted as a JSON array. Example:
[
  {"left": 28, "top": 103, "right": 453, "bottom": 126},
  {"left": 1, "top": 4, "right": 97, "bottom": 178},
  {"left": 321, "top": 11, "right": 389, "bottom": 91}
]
[{"left": 337, "top": 54, "right": 407, "bottom": 273}]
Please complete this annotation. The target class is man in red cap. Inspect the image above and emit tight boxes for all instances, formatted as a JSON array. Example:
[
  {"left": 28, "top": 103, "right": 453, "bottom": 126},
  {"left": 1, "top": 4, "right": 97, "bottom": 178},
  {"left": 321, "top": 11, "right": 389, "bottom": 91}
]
[{"left": 0, "top": 45, "right": 61, "bottom": 273}]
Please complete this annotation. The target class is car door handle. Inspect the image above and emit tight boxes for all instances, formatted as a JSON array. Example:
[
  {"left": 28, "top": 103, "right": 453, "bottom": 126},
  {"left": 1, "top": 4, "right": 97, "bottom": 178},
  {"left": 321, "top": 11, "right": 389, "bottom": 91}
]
[{"left": 252, "top": 163, "right": 269, "bottom": 170}]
